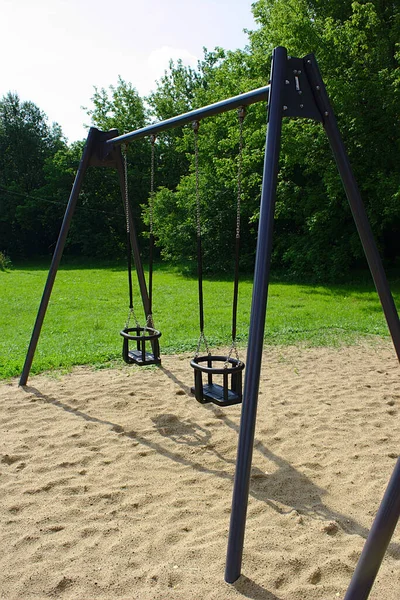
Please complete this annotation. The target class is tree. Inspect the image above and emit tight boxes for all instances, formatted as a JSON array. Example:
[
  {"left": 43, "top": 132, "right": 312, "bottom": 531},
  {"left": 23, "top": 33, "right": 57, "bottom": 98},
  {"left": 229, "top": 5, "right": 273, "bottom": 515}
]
[
  {"left": 0, "top": 93, "right": 65, "bottom": 256},
  {"left": 248, "top": 0, "right": 400, "bottom": 278},
  {"left": 81, "top": 79, "right": 152, "bottom": 256},
  {"left": 150, "top": 48, "right": 265, "bottom": 271},
  {"left": 152, "top": 1, "right": 400, "bottom": 279},
  {"left": 146, "top": 58, "right": 206, "bottom": 193}
]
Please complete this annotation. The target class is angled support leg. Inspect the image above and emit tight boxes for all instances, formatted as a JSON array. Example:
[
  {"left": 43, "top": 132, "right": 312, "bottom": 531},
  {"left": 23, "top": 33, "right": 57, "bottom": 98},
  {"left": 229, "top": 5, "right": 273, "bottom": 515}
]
[
  {"left": 225, "top": 49, "right": 400, "bottom": 588},
  {"left": 115, "top": 150, "right": 152, "bottom": 320},
  {"left": 115, "top": 149, "right": 160, "bottom": 361},
  {"left": 225, "top": 45, "right": 287, "bottom": 584},
  {"left": 301, "top": 54, "right": 400, "bottom": 600},
  {"left": 344, "top": 457, "right": 400, "bottom": 600},
  {"left": 304, "top": 55, "right": 400, "bottom": 360},
  {"left": 19, "top": 128, "right": 99, "bottom": 386}
]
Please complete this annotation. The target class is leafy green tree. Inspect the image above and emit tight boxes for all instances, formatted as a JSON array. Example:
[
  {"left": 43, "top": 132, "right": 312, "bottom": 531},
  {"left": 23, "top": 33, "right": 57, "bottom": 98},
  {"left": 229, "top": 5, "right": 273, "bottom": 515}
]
[
  {"left": 37, "top": 142, "right": 123, "bottom": 259},
  {"left": 0, "top": 92, "right": 65, "bottom": 256},
  {"left": 85, "top": 76, "right": 147, "bottom": 134},
  {"left": 150, "top": 48, "right": 265, "bottom": 271},
  {"left": 3, "top": 1, "right": 399, "bottom": 281},
  {"left": 249, "top": 0, "right": 400, "bottom": 278},
  {"left": 83, "top": 78, "right": 153, "bottom": 257},
  {"left": 146, "top": 58, "right": 206, "bottom": 193},
  {"left": 151, "top": 1, "right": 400, "bottom": 279}
]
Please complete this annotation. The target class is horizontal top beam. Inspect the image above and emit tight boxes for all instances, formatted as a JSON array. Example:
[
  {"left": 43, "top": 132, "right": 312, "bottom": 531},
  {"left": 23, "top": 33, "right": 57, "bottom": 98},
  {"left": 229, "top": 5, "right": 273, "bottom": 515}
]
[{"left": 104, "top": 85, "right": 270, "bottom": 148}]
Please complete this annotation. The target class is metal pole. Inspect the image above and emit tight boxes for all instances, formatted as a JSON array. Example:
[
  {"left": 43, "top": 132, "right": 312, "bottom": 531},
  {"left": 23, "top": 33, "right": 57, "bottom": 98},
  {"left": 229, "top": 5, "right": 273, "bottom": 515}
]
[
  {"left": 115, "top": 150, "right": 151, "bottom": 318},
  {"left": 19, "top": 128, "right": 97, "bottom": 386},
  {"left": 104, "top": 86, "right": 270, "bottom": 148},
  {"left": 304, "top": 56, "right": 400, "bottom": 361},
  {"left": 344, "top": 457, "right": 400, "bottom": 600},
  {"left": 224, "top": 46, "right": 287, "bottom": 584}
]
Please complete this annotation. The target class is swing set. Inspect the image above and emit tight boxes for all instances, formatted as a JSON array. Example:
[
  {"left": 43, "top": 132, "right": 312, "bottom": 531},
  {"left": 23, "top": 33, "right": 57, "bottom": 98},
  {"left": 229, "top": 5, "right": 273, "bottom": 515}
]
[
  {"left": 19, "top": 47, "right": 400, "bottom": 598},
  {"left": 120, "top": 114, "right": 246, "bottom": 404},
  {"left": 119, "top": 137, "right": 161, "bottom": 367}
]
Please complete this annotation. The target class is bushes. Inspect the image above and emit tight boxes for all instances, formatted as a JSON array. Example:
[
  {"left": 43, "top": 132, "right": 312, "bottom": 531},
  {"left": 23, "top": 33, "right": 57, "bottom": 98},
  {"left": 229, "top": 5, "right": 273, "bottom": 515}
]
[{"left": 0, "top": 251, "right": 12, "bottom": 271}]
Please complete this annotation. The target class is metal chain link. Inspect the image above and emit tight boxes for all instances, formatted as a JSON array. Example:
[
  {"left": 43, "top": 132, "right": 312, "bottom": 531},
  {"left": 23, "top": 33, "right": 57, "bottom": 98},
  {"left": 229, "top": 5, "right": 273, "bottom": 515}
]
[
  {"left": 195, "top": 330, "right": 211, "bottom": 357},
  {"left": 122, "top": 144, "right": 140, "bottom": 330},
  {"left": 122, "top": 144, "right": 130, "bottom": 234},
  {"left": 225, "top": 107, "right": 246, "bottom": 368},
  {"left": 236, "top": 107, "right": 245, "bottom": 240},
  {"left": 225, "top": 339, "right": 241, "bottom": 366},
  {"left": 193, "top": 121, "right": 201, "bottom": 238},
  {"left": 126, "top": 306, "right": 140, "bottom": 329},
  {"left": 149, "top": 134, "right": 156, "bottom": 235},
  {"left": 147, "top": 134, "right": 157, "bottom": 331},
  {"left": 192, "top": 120, "right": 210, "bottom": 358},
  {"left": 146, "top": 312, "right": 154, "bottom": 330}
]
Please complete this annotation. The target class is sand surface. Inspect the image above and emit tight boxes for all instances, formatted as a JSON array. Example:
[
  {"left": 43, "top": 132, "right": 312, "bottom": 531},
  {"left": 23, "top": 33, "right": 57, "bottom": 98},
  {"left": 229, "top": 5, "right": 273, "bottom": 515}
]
[{"left": 0, "top": 342, "right": 399, "bottom": 599}]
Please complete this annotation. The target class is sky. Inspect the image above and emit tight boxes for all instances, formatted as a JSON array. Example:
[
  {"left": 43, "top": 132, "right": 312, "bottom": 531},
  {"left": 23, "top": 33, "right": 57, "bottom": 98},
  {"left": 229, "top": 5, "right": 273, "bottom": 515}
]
[{"left": 2, "top": 0, "right": 256, "bottom": 143}]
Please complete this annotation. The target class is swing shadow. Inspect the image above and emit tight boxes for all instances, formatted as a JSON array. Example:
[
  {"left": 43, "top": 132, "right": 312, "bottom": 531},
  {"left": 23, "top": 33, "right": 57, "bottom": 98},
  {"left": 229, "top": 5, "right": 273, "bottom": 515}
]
[
  {"left": 150, "top": 412, "right": 212, "bottom": 447},
  {"left": 155, "top": 367, "right": 400, "bottom": 558},
  {"left": 21, "top": 384, "right": 400, "bottom": 563},
  {"left": 158, "top": 364, "right": 192, "bottom": 396},
  {"left": 21, "top": 384, "right": 284, "bottom": 599},
  {"left": 23, "top": 386, "right": 235, "bottom": 480}
]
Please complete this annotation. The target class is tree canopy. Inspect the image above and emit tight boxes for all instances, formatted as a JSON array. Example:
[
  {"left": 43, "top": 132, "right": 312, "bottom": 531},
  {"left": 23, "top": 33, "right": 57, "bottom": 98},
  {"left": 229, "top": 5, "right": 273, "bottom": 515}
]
[{"left": 1, "top": 0, "right": 399, "bottom": 280}]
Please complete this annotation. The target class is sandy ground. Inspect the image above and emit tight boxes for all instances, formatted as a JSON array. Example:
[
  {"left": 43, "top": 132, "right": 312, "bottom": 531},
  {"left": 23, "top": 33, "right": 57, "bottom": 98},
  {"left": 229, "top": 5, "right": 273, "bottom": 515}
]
[{"left": 0, "top": 342, "right": 399, "bottom": 600}]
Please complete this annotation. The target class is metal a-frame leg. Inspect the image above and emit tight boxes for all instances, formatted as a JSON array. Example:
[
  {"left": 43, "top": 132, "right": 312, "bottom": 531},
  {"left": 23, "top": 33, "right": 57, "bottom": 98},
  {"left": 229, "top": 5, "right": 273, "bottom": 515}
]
[
  {"left": 304, "top": 55, "right": 400, "bottom": 360},
  {"left": 303, "top": 55, "right": 400, "bottom": 600},
  {"left": 19, "top": 127, "right": 157, "bottom": 386},
  {"left": 344, "top": 457, "right": 400, "bottom": 600},
  {"left": 19, "top": 128, "right": 98, "bottom": 386},
  {"left": 115, "top": 149, "right": 152, "bottom": 320},
  {"left": 225, "top": 48, "right": 400, "bottom": 588},
  {"left": 225, "top": 45, "right": 287, "bottom": 584}
]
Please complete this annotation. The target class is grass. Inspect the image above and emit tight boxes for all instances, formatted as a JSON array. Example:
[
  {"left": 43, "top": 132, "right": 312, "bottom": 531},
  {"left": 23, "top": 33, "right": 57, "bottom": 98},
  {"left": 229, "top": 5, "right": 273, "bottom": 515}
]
[{"left": 1, "top": 259, "right": 399, "bottom": 380}]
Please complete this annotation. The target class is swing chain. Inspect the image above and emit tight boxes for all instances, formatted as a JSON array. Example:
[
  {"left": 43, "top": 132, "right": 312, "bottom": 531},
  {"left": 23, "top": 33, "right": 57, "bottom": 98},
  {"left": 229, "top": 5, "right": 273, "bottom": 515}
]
[
  {"left": 192, "top": 120, "right": 210, "bottom": 358},
  {"left": 122, "top": 143, "right": 140, "bottom": 330},
  {"left": 195, "top": 330, "right": 211, "bottom": 358},
  {"left": 126, "top": 306, "right": 140, "bottom": 329},
  {"left": 122, "top": 144, "right": 130, "bottom": 234},
  {"left": 236, "top": 106, "right": 246, "bottom": 240},
  {"left": 225, "top": 106, "right": 246, "bottom": 368},
  {"left": 149, "top": 134, "right": 156, "bottom": 236},
  {"left": 193, "top": 121, "right": 201, "bottom": 238},
  {"left": 146, "top": 312, "right": 155, "bottom": 329},
  {"left": 147, "top": 134, "right": 157, "bottom": 330},
  {"left": 226, "top": 339, "right": 241, "bottom": 365}
]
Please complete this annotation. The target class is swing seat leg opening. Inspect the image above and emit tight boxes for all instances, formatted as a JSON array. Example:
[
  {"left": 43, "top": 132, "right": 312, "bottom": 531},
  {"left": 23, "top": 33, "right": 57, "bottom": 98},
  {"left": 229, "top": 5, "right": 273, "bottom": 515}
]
[
  {"left": 190, "top": 355, "right": 245, "bottom": 407},
  {"left": 121, "top": 327, "right": 162, "bottom": 366}
]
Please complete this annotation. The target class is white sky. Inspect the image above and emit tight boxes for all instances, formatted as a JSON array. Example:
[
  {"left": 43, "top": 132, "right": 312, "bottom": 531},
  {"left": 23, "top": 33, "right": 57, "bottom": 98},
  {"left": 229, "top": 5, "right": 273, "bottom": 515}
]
[{"left": 1, "top": 0, "right": 256, "bottom": 143}]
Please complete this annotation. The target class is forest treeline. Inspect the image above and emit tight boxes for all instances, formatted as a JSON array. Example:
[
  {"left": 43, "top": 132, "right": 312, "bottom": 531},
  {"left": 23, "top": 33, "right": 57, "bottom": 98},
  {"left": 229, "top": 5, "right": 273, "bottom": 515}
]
[{"left": 1, "top": 0, "right": 400, "bottom": 280}]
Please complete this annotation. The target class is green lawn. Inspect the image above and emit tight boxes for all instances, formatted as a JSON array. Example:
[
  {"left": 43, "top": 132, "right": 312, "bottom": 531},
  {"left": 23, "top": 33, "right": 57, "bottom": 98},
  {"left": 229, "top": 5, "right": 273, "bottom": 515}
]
[{"left": 1, "top": 260, "right": 399, "bottom": 380}]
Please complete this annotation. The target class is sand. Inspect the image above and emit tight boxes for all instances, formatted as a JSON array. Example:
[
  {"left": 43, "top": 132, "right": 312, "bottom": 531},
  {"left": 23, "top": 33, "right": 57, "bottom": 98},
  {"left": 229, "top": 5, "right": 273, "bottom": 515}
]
[{"left": 0, "top": 342, "right": 399, "bottom": 599}]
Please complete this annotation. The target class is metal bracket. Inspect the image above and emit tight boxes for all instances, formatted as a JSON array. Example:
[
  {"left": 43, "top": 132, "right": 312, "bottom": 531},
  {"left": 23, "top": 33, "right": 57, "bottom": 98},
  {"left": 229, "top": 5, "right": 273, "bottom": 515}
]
[
  {"left": 303, "top": 53, "right": 332, "bottom": 126},
  {"left": 88, "top": 128, "right": 120, "bottom": 167},
  {"left": 282, "top": 56, "right": 323, "bottom": 122}
]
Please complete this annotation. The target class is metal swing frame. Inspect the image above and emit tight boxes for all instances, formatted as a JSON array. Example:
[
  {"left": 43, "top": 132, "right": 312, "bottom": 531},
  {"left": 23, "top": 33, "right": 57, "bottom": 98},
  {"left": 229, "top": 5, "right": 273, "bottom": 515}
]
[{"left": 19, "top": 47, "right": 400, "bottom": 599}]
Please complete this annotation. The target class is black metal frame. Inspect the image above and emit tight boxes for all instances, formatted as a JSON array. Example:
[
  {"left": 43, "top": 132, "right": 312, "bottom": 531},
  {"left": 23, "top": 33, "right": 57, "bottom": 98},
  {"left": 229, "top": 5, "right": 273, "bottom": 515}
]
[
  {"left": 19, "top": 46, "right": 400, "bottom": 599},
  {"left": 224, "top": 47, "right": 400, "bottom": 594}
]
